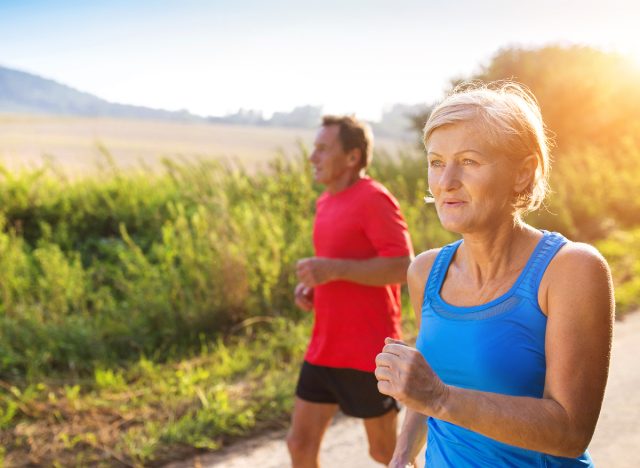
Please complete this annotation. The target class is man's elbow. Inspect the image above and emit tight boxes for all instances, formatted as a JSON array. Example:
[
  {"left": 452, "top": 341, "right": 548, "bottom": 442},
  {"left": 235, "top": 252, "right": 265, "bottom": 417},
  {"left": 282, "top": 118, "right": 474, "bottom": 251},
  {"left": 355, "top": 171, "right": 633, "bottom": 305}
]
[{"left": 395, "top": 256, "right": 412, "bottom": 284}]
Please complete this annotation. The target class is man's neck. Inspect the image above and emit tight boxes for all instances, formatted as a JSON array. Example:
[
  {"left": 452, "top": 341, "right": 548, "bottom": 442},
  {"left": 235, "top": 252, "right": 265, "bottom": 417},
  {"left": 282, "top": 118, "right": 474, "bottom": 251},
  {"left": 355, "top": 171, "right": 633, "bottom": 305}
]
[{"left": 325, "top": 170, "right": 365, "bottom": 194}]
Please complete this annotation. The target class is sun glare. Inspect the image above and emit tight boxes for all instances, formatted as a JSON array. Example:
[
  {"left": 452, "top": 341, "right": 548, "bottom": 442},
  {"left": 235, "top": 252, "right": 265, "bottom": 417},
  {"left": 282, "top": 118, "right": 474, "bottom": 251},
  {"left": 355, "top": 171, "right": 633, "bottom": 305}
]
[{"left": 627, "top": 47, "right": 640, "bottom": 69}]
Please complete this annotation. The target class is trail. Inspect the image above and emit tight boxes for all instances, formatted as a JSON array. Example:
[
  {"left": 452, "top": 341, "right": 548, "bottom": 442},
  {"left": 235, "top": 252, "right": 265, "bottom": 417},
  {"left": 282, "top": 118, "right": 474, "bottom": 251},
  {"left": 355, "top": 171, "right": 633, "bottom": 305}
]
[{"left": 167, "top": 312, "right": 640, "bottom": 468}]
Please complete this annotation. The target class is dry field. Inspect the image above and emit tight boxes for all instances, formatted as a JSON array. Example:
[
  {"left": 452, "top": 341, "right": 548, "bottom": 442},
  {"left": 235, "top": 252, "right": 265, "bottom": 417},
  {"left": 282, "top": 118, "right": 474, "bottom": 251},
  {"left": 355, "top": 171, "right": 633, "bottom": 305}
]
[{"left": 0, "top": 114, "right": 410, "bottom": 175}]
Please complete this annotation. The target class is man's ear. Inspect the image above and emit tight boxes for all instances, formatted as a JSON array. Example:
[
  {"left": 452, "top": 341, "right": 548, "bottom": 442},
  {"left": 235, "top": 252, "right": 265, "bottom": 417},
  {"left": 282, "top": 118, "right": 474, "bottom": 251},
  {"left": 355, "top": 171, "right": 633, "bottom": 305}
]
[
  {"left": 514, "top": 154, "right": 537, "bottom": 193},
  {"left": 347, "top": 149, "right": 362, "bottom": 168}
]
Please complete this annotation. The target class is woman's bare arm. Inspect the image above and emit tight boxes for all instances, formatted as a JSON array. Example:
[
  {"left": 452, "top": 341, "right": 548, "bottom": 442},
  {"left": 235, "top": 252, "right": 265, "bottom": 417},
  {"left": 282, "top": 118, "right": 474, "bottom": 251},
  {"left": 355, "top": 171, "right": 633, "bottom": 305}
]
[
  {"left": 387, "top": 249, "right": 439, "bottom": 466},
  {"left": 389, "top": 409, "right": 427, "bottom": 468},
  {"left": 377, "top": 242, "right": 614, "bottom": 457}
]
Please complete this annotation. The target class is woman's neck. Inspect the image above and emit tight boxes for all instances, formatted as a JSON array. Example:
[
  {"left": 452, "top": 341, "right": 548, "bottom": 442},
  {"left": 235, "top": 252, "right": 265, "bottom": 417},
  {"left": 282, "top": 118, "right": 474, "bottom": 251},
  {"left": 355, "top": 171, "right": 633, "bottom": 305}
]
[{"left": 456, "top": 220, "right": 541, "bottom": 287}]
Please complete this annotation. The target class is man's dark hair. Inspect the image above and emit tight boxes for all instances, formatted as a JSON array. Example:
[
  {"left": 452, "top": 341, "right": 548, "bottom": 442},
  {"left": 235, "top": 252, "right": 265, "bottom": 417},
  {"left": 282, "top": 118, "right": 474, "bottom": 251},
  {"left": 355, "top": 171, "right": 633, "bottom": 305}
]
[{"left": 322, "top": 115, "right": 373, "bottom": 169}]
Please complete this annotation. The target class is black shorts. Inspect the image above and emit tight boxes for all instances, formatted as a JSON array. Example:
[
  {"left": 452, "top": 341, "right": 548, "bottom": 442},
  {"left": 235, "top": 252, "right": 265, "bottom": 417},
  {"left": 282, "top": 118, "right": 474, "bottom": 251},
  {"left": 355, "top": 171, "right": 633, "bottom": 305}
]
[{"left": 295, "top": 360, "right": 399, "bottom": 418}]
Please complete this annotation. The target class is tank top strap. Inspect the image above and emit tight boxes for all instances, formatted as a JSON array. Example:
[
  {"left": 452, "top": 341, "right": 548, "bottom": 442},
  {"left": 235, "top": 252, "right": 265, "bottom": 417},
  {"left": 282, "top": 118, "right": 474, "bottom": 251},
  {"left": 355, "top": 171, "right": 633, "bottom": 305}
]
[
  {"left": 423, "top": 239, "right": 463, "bottom": 304},
  {"left": 516, "top": 231, "right": 568, "bottom": 301}
]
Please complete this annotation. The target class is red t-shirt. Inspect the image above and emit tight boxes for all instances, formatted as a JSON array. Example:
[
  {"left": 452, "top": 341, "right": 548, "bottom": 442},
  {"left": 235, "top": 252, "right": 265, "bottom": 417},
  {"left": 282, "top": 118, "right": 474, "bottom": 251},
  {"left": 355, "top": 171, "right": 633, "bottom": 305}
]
[{"left": 304, "top": 177, "right": 413, "bottom": 372}]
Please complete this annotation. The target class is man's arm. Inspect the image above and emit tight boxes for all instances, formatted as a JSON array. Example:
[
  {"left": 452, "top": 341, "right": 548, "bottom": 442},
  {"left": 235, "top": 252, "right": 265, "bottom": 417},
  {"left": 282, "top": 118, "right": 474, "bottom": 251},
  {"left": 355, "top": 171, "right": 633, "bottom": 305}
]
[
  {"left": 297, "top": 185, "right": 412, "bottom": 288},
  {"left": 296, "top": 255, "right": 411, "bottom": 288}
]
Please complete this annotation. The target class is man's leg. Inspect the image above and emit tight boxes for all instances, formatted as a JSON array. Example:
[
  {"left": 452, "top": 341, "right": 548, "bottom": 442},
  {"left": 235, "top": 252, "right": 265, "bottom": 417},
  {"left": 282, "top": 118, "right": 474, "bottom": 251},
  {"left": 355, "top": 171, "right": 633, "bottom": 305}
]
[
  {"left": 363, "top": 408, "right": 398, "bottom": 465},
  {"left": 286, "top": 397, "right": 338, "bottom": 468}
]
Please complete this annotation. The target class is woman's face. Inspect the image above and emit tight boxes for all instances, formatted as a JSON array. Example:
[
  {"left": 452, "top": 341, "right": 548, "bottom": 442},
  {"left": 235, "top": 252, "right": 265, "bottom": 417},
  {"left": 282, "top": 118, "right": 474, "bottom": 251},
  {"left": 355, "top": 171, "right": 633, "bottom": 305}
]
[{"left": 426, "top": 121, "right": 519, "bottom": 234}]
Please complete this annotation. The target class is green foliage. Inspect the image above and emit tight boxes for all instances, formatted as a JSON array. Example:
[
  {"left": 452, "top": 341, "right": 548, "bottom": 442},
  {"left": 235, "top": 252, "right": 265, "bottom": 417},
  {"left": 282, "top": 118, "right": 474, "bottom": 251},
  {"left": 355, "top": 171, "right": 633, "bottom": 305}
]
[
  {"left": 1, "top": 317, "right": 308, "bottom": 466},
  {"left": 1, "top": 106, "right": 639, "bottom": 464},
  {"left": 411, "top": 45, "right": 640, "bottom": 151},
  {"left": 0, "top": 155, "right": 319, "bottom": 378},
  {"left": 472, "top": 46, "right": 640, "bottom": 150},
  {"left": 525, "top": 138, "right": 640, "bottom": 239},
  {"left": 595, "top": 228, "right": 640, "bottom": 314},
  {"left": 0, "top": 137, "right": 637, "bottom": 379}
]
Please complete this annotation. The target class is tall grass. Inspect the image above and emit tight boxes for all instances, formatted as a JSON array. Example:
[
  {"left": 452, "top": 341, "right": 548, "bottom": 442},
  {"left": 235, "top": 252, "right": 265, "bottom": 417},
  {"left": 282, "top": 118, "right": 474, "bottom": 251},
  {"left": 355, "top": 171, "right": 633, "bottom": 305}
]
[
  {"left": 0, "top": 155, "right": 319, "bottom": 378},
  {"left": 1, "top": 143, "right": 639, "bottom": 465},
  {"left": 1, "top": 142, "right": 639, "bottom": 379}
]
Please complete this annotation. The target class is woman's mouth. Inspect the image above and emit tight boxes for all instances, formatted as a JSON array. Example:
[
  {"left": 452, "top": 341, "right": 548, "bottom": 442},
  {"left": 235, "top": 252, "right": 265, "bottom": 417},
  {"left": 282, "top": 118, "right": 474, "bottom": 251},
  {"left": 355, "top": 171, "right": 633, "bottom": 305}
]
[{"left": 442, "top": 199, "right": 466, "bottom": 207}]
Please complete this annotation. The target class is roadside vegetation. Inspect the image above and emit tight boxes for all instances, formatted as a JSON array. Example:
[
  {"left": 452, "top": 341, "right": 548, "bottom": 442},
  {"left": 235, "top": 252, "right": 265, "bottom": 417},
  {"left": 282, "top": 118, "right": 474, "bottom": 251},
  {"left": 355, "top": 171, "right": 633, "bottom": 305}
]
[{"left": 2, "top": 45, "right": 640, "bottom": 466}]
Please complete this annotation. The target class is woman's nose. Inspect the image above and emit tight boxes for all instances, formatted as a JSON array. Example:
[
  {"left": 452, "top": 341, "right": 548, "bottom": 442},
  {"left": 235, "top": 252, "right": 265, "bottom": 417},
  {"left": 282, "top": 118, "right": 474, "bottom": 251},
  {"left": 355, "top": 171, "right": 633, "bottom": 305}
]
[{"left": 439, "top": 163, "right": 461, "bottom": 191}]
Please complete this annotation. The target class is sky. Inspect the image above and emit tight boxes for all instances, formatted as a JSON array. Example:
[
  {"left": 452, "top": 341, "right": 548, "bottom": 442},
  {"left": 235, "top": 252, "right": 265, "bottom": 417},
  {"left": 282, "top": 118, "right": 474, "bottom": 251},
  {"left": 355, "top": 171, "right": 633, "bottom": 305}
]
[{"left": 0, "top": 0, "right": 638, "bottom": 121}]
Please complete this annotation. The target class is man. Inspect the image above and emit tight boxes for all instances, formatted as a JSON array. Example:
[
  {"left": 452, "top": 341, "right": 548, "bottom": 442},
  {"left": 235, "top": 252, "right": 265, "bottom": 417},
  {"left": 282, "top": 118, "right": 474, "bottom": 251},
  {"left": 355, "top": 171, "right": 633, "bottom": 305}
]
[{"left": 287, "top": 115, "right": 413, "bottom": 467}]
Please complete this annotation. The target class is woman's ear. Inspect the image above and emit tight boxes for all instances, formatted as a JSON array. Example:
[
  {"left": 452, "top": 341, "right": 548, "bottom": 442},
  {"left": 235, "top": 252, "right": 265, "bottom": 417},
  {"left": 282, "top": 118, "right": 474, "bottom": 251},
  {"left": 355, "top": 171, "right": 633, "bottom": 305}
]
[{"left": 514, "top": 154, "right": 538, "bottom": 194}]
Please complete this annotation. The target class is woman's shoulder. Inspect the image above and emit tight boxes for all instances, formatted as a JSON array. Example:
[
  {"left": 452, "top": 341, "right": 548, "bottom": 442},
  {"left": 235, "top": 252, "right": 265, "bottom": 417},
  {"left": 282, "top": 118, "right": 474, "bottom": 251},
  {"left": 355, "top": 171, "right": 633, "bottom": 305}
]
[
  {"left": 540, "top": 237, "right": 614, "bottom": 325},
  {"left": 544, "top": 239, "right": 611, "bottom": 295},
  {"left": 550, "top": 239, "right": 609, "bottom": 274},
  {"left": 408, "top": 248, "right": 442, "bottom": 284},
  {"left": 406, "top": 248, "right": 443, "bottom": 302}
]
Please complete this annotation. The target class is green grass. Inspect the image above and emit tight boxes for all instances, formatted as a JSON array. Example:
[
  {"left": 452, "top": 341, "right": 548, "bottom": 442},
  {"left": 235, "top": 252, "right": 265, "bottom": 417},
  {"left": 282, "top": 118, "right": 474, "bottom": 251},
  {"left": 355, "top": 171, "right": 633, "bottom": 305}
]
[
  {"left": 0, "top": 142, "right": 639, "bottom": 465},
  {"left": 1, "top": 316, "right": 308, "bottom": 466}
]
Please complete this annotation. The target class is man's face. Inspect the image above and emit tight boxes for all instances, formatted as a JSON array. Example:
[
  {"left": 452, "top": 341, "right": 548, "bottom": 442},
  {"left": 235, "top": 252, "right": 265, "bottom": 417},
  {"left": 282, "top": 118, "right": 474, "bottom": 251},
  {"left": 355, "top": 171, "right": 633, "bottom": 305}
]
[{"left": 309, "top": 125, "right": 353, "bottom": 188}]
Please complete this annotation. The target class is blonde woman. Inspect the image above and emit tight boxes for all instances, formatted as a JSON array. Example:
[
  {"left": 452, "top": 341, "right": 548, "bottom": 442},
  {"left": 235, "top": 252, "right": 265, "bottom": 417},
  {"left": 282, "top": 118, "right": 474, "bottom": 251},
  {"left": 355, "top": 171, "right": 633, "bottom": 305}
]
[{"left": 375, "top": 82, "right": 613, "bottom": 467}]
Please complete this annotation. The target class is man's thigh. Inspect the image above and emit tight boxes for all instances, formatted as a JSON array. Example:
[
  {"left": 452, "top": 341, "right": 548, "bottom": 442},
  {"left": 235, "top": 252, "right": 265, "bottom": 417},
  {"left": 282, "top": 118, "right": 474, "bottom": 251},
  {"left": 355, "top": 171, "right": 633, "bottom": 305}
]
[
  {"left": 288, "top": 397, "right": 338, "bottom": 447},
  {"left": 363, "top": 407, "right": 398, "bottom": 451},
  {"left": 363, "top": 408, "right": 398, "bottom": 446}
]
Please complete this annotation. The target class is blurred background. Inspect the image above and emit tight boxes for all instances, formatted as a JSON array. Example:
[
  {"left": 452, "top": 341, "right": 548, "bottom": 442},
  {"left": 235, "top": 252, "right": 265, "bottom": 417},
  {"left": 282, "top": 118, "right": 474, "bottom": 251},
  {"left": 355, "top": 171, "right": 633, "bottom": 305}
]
[{"left": 1, "top": 0, "right": 639, "bottom": 466}]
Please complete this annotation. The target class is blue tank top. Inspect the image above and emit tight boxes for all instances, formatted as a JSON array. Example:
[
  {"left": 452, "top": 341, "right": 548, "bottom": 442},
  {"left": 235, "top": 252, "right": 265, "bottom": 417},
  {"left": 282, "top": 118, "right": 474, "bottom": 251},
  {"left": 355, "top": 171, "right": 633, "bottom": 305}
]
[{"left": 416, "top": 231, "right": 594, "bottom": 467}]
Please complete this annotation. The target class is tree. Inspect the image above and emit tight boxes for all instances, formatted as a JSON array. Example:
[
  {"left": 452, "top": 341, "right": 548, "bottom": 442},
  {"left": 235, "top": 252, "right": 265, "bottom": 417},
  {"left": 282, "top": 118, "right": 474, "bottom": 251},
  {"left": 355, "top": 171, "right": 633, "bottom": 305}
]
[{"left": 412, "top": 45, "right": 640, "bottom": 150}]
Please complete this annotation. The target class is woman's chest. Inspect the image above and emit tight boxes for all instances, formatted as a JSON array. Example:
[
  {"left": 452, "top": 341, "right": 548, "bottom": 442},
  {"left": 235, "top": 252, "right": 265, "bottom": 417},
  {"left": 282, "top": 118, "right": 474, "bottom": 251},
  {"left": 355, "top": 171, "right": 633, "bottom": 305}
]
[{"left": 417, "top": 304, "right": 548, "bottom": 397}]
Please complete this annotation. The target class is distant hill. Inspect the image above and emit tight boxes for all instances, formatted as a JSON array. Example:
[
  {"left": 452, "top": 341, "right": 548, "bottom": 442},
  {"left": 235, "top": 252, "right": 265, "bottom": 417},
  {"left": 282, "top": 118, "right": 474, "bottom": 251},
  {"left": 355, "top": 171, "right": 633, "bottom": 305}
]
[
  {"left": 0, "top": 65, "right": 202, "bottom": 121},
  {"left": 0, "top": 65, "right": 423, "bottom": 138}
]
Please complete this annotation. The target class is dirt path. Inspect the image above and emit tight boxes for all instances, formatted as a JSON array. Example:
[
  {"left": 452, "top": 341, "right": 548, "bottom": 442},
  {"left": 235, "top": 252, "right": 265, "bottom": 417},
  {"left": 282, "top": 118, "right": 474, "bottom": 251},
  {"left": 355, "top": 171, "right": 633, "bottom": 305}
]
[{"left": 167, "top": 312, "right": 640, "bottom": 468}]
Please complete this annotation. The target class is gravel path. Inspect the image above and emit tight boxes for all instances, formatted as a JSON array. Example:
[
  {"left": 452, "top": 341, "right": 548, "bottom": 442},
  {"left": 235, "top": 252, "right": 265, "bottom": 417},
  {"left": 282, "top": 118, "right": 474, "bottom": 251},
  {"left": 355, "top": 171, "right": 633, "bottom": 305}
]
[{"left": 167, "top": 311, "right": 640, "bottom": 468}]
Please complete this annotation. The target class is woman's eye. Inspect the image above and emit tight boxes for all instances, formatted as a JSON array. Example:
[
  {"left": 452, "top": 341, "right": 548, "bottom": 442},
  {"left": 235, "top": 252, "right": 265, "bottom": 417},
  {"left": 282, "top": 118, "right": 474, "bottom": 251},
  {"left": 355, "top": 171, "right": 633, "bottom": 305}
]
[
  {"left": 429, "top": 160, "right": 443, "bottom": 168},
  {"left": 462, "top": 159, "right": 477, "bottom": 165}
]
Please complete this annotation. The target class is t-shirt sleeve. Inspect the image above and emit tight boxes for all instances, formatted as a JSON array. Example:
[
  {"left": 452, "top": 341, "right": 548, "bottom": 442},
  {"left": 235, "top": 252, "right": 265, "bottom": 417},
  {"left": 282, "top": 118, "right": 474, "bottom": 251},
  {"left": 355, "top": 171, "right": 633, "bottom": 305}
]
[{"left": 362, "top": 189, "right": 413, "bottom": 257}]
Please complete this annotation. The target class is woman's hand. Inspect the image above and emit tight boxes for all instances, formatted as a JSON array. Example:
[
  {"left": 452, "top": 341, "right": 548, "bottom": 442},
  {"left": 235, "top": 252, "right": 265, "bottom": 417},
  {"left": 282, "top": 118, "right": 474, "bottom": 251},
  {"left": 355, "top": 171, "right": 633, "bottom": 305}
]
[{"left": 375, "top": 337, "right": 449, "bottom": 417}]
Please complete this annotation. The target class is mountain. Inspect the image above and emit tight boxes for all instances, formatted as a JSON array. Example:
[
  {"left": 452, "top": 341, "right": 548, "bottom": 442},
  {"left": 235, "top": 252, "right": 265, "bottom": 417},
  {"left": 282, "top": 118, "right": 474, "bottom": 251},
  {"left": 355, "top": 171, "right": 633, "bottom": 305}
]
[
  {"left": 0, "top": 65, "right": 202, "bottom": 121},
  {"left": 0, "top": 65, "right": 424, "bottom": 137}
]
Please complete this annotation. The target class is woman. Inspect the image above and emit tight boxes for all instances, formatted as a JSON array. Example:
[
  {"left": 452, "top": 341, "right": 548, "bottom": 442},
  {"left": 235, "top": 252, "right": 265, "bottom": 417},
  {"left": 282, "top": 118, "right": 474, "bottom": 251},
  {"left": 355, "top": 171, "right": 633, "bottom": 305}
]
[{"left": 374, "top": 82, "right": 614, "bottom": 467}]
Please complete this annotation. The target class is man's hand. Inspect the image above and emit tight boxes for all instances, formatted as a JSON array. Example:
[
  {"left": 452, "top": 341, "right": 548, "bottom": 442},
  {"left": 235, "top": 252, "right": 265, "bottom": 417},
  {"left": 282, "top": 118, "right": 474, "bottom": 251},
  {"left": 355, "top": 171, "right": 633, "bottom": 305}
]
[
  {"left": 375, "top": 338, "right": 449, "bottom": 417},
  {"left": 294, "top": 283, "right": 314, "bottom": 311},
  {"left": 296, "top": 257, "right": 338, "bottom": 288},
  {"left": 389, "top": 462, "right": 416, "bottom": 468},
  {"left": 388, "top": 459, "right": 417, "bottom": 468}
]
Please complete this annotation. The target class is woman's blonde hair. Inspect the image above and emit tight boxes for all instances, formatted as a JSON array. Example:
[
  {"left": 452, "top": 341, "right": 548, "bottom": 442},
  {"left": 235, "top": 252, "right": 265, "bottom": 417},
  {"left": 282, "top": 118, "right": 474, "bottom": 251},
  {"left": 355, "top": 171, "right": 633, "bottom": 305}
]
[{"left": 423, "top": 81, "right": 551, "bottom": 215}]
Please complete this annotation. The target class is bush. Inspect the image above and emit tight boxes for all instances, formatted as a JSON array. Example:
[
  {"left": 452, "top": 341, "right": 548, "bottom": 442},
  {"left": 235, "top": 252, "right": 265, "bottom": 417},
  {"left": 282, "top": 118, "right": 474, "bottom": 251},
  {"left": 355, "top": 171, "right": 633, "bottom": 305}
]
[{"left": 0, "top": 143, "right": 637, "bottom": 378}]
